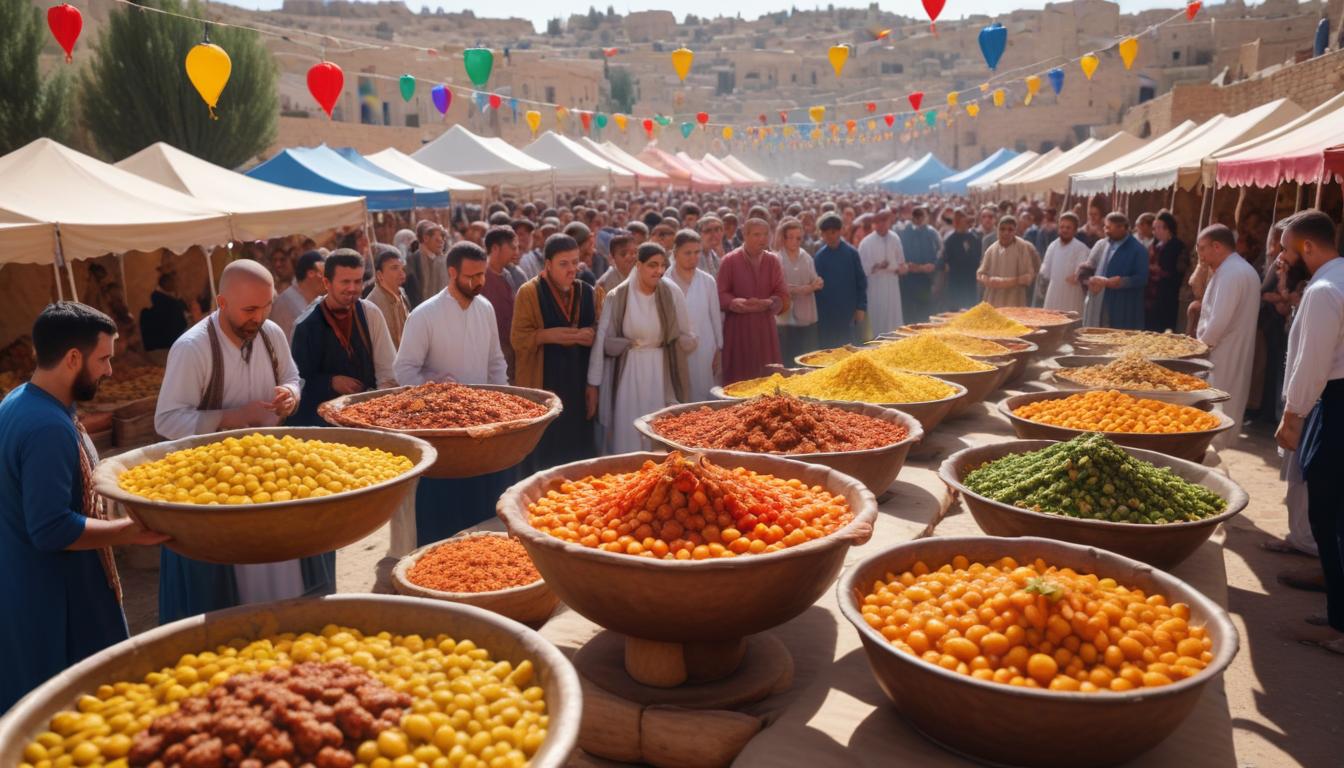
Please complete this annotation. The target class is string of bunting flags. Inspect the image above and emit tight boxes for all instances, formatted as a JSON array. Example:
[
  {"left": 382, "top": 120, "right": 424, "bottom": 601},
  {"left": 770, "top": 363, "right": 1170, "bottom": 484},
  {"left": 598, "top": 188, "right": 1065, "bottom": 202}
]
[{"left": 43, "top": 0, "right": 1205, "bottom": 149}]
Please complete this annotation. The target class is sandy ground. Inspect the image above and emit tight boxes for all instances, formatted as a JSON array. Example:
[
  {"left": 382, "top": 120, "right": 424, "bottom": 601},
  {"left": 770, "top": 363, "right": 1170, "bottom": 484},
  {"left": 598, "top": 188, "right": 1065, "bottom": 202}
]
[{"left": 114, "top": 405, "right": 1343, "bottom": 767}]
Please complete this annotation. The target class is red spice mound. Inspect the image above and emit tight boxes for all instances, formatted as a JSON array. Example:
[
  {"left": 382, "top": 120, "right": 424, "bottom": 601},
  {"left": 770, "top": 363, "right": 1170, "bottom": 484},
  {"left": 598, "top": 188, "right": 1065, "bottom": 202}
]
[
  {"left": 129, "top": 661, "right": 410, "bottom": 768},
  {"left": 407, "top": 535, "right": 542, "bottom": 593},
  {"left": 340, "top": 382, "right": 546, "bottom": 429},
  {"left": 650, "top": 395, "right": 909, "bottom": 454}
]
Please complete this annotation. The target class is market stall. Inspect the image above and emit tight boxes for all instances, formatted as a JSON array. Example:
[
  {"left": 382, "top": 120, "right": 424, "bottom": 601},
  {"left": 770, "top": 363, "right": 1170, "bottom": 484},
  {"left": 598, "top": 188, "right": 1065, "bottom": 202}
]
[
  {"left": 412, "top": 124, "right": 555, "bottom": 190},
  {"left": 579, "top": 139, "right": 672, "bottom": 185},
  {"left": 523, "top": 132, "right": 637, "bottom": 189},
  {"left": 1001, "top": 131, "right": 1144, "bottom": 200},
  {"left": 1069, "top": 120, "right": 1199, "bottom": 198},
  {"left": 934, "top": 148, "right": 1019, "bottom": 194},
  {"left": 363, "top": 147, "right": 489, "bottom": 203},
  {"left": 331, "top": 147, "right": 452, "bottom": 208},
  {"left": 968, "top": 148, "right": 1059, "bottom": 199},
  {"left": 878, "top": 153, "right": 955, "bottom": 194},
  {"left": 246, "top": 144, "right": 418, "bottom": 211}
]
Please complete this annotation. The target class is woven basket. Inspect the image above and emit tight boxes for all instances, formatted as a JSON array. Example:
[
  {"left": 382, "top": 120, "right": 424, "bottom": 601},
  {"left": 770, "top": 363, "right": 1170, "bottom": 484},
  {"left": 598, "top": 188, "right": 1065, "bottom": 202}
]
[{"left": 112, "top": 398, "right": 160, "bottom": 448}]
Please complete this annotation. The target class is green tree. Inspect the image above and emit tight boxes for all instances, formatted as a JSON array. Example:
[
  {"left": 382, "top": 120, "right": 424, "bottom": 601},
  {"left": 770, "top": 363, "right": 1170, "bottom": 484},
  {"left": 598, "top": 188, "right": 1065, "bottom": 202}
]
[
  {"left": 0, "top": 0, "right": 74, "bottom": 154},
  {"left": 605, "top": 67, "right": 635, "bottom": 114},
  {"left": 80, "top": 0, "right": 277, "bottom": 168}
]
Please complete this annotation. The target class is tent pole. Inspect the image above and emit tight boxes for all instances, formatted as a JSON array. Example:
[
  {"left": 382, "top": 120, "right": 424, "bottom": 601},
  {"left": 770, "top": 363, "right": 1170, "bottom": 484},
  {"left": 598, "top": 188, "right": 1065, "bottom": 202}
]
[
  {"left": 1168, "top": 183, "right": 1178, "bottom": 211},
  {"left": 54, "top": 225, "right": 79, "bottom": 302},
  {"left": 67, "top": 262, "right": 79, "bottom": 303},
  {"left": 1315, "top": 161, "right": 1326, "bottom": 208},
  {"left": 1294, "top": 182, "right": 1305, "bottom": 213},
  {"left": 205, "top": 247, "right": 219, "bottom": 311},
  {"left": 53, "top": 261, "right": 65, "bottom": 302},
  {"left": 1205, "top": 184, "right": 1216, "bottom": 228}
]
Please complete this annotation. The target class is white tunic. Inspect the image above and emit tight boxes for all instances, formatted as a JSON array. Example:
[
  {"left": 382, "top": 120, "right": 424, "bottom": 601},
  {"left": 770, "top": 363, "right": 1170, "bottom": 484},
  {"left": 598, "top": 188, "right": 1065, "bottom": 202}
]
[
  {"left": 588, "top": 283, "right": 693, "bottom": 454},
  {"left": 667, "top": 269, "right": 723, "bottom": 402},
  {"left": 858, "top": 231, "right": 906, "bottom": 335},
  {"left": 1196, "top": 252, "right": 1261, "bottom": 444},
  {"left": 1040, "top": 237, "right": 1091, "bottom": 314},
  {"left": 394, "top": 289, "right": 508, "bottom": 386},
  {"left": 154, "top": 313, "right": 306, "bottom": 604},
  {"left": 271, "top": 283, "right": 315, "bottom": 341},
  {"left": 1283, "top": 257, "right": 1344, "bottom": 416}
]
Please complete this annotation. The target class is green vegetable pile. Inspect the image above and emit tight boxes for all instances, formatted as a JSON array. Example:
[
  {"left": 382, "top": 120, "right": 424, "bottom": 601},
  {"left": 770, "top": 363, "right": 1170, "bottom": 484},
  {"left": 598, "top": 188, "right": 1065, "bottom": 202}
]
[{"left": 961, "top": 433, "right": 1226, "bottom": 524}]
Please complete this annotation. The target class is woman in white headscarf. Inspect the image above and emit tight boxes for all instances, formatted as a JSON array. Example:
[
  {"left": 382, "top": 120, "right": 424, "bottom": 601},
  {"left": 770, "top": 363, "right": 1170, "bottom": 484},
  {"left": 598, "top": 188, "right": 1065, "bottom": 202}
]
[{"left": 393, "top": 229, "right": 417, "bottom": 259}]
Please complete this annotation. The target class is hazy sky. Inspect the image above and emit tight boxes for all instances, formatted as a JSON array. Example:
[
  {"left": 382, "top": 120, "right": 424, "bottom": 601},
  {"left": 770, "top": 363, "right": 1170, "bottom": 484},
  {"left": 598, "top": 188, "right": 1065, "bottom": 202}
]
[{"left": 233, "top": 0, "right": 1212, "bottom": 35}]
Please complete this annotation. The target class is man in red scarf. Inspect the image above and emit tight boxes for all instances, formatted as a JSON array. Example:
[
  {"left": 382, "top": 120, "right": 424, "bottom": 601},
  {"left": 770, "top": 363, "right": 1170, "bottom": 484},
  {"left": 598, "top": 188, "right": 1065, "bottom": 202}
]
[{"left": 290, "top": 249, "right": 398, "bottom": 425}]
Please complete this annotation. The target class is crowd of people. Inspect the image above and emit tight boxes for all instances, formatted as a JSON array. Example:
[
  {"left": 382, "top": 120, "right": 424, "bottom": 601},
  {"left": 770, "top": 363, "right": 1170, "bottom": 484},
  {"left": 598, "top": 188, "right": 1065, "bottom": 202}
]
[{"left": 3, "top": 184, "right": 1343, "bottom": 713}]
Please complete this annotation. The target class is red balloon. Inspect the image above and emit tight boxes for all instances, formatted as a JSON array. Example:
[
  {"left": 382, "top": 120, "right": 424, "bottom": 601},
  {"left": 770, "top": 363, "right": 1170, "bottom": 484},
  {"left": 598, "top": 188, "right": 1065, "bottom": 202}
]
[
  {"left": 580, "top": 111, "right": 593, "bottom": 131},
  {"left": 604, "top": 47, "right": 619, "bottom": 57},
  {"left": 778, "top": 111, "right": 788, "bottom": 123},
  {"left": 883, "top": 113, "right": 896, "bottom": 127},
  {"left": 307, "top": 61, "right": 344, "bottom": 118},
  {"left": 908, "top": 91, "right": 924, "bottom": 111},
  {"left": 865, "top": 102, "right": 877, "bottom": 113},
  {"left": 642, "top": 118, "right": 655, "bottom": 135},
  {"left": 922, "top": 0, "right": 945, "bottom": 27},
  {"left": 1186, "top": 1, "right": 1202, "bottom": 19},
  {"left": 47, "top": 4, "right": 83, "bottom": 63},
  {"left": 758, "top": 113, "right": 767, "bottom": 125},
  {"left": 695, "top": 111, "right": 709, "bottom": 126},
  {"left": 488, "top": 93, "right": 502, "bottom": 109}
]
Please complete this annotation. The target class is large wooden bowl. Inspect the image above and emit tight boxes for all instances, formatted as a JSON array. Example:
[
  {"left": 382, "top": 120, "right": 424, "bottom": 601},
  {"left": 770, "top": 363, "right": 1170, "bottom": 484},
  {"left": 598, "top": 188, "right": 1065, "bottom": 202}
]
[
  {"left": 997, "top": 391, "right": 1234, "bottom": 463},
  {"left": 897, "top": 321, "right": 1050, "bottom": 350},
  {"left": 633, "top": 399, "right": 924, "bottom": 497},
  {"left": 1071, "top": 328, "right": 1210, "bottom": 360},
  {"left": 837, "top": 536, "right": 1238, "bottom": 767},
  {"left": 1045, "top": 369, "right": 1231, "bottom": 408},
  {"left": 319, "top": 384, "right": 561, "bottom": 478},
  {"left": 915, "top": 365, "right": 1005, "bottom": 417},
  {"left": 711, "top": 371, "right": 968, "bottom": 433},
  {"left": 932, "top": 308, "right": 1079, "bottom": 355},
  {"left": 939, "top": 440, "right": 1249, "bottom": 568},
  {"left": 497, "top": 452, "right": 877, "bottom": 647},
  {"left": 94, "top": 427, "right": 435, "bottom": 564},
  {"left": 793, "top": 346, "right": 856, "bottom": 369},
  {"left": 0, "top": 595, "right": 582, "bottom": 768},
  {"left": 393, "top": 531, "right": 561, "bottom": 626},
  {"left": 1051, "top": 354, "right": 1213, "bottom": 379},
  {"left": 885, "top": 330, "right": 1041, "bottom": 386}
]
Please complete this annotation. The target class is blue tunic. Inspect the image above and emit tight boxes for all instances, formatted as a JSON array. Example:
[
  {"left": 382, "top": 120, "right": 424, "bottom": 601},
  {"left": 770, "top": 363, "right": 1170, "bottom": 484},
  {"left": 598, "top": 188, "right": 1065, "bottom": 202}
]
[
  {"left": 1100, "top": 234, "right": 1151, "bottom": 331},
  {"left": 899, "top": 225, "right": 942, "bottom": 323},
  {"left": 0, "top": 384, "right": 127, "bottom": 711},
  {"left": 813, "top": 241, "right": 868, "bottom": 349}
]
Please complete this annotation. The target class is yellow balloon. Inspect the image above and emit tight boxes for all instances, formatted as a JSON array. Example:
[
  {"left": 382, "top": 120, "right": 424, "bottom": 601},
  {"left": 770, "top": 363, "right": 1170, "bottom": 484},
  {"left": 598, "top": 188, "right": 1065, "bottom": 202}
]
[
  {"left": 1118, "top": 37, "right": 1139, "bottom": 70},
  {"left": 185, "top": 42, "right": 232, "bottom": 119},
  {"left": 1080, "top": 53, "right": 1100, "bottom": 80},
  {"left": 1025, "top": 75, "right": 1041, "bottom": 96},
  {"left": 867, "top": 118, "right": 877, "bottom": 130},
  {"left": 967, "top": 103, "right": 980, "bottom": 118},
  {"left": 979, "top": 83, "right": 990, "bottom": 93},
  {"left": 671, "top": 47, "right": 694, "bottom": 81},
  {"left": 525, "top": 110, "right": 541, "bottom": 135},
  {"left": 828, "top": 44, "right": 849, "bottom": 77},
  {"left": 808, "top": 105, "right": 825, "bottom": 123},
  {"left": 722, "top": 126, "right": 734, "bottom": 140},
  {"left": 810, "top": 128, "right": 821, "bottom": 140},
  {"left": 992, "top": 88, "right": 1005, "bottom": 107},
  {"left": 614, "top": 113, "right": 628, "bottom": 131},
  {"left": 947, "top": 92, "right": 958, "bottom": 107}
]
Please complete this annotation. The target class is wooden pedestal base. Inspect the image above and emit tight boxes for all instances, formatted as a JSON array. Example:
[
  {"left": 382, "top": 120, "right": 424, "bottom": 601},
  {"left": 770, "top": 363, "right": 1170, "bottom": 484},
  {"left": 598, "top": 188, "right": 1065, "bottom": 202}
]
[{"left": 572, "top": 631, "right": 794, "bottom": 767}]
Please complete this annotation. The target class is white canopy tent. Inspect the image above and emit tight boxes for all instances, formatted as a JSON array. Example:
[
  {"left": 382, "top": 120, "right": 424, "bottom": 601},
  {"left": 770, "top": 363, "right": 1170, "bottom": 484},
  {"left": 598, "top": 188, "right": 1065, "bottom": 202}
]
[
  {"left": 722, "top": 155, "right": 770, "bottom": 184},
  {"left": 412, "top": 125, "right": 553, "bottom": 189},
  {"left": 784, "top": 172, "right": 817, "bottom": 187},
  {"left": 117, "top": 142, "right": 368, "bottom": 242},
  {"left": 702, "top": 154, "right": 760, "bottom": 186},
  {"left": 0, "top": 139, "right": 232, "bottom": 272},
  {"left": 523, "top": 132, "right": 636, "bottom": 188},
  {"left": 580, "top": 138, "right": 670, "bottom": 184},
  {"left": 969, "top": 149, "right": 1059, "bottom": 196},
  {"left": 1112, "top": 98, "right": 1302, "bottom": 193},
  {"left": 1001, "top": 132, "right": 1144, "bottom": 199},
  {"left": 363, "top": 148, "right": 488, "bottom": 202},
  {"left": 1069, "top": 120, "right": 1200, "bottom": 197}
]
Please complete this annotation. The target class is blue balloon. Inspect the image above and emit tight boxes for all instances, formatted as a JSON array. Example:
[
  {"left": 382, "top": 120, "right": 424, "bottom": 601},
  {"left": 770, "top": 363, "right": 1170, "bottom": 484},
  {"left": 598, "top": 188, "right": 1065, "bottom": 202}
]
[
  {"left": 1047, "top": 67, "right": 1065, "bottom": 95},
  {"left": 472, "top": 90, "right": 489, "bottom": 111},
  {"left": 509, "top": 97, "right": 519, "bottom": 120},
  {"left": 1314, "top": 18, "right": 1329, "bottom": 57},
  {"left": 979, "top": 23, "right": 1007, "bottom": 71},
  {"left": 680, "top": 122, "right": 694, "bottom": 139}
]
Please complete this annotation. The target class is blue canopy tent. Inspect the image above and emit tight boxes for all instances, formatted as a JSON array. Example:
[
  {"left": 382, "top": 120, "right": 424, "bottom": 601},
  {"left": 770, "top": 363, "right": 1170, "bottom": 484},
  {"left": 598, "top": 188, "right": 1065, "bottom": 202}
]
[
  {"left": 331, "top": 147, "right": 451, "bottom": 208},
  {"left": 877, "top": 153, "right": 956, "bottom": 194},
  {"left": 934, "top": 148, "right": 1019, "bottom": 194},
  {"left": 247, "top": 145, "right": 416, "bottom": 211}
]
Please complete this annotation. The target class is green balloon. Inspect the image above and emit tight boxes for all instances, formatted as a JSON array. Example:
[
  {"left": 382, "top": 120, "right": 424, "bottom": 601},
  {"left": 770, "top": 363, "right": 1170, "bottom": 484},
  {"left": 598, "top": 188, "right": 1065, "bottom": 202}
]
[
  {"left": 399, "top": 74, "right": 415, "bottom": 102},
  {"left": 654, "top": 114, "right": 671, "bottom": 126},
  {"left": 925, "top": 110, "right": 937, "bottom": 126},
  {"left": 463, "top": 48, "right": 494, "bottom": 88},
  {"left": 595, "top": 112, "right": 609, "bottom": 129}
]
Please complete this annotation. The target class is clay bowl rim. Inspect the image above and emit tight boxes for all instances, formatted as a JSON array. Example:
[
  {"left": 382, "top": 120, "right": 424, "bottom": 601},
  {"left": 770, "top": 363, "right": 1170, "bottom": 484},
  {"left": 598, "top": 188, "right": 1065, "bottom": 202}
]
[
  {"left": 876, "top": 332, "right": 1041, "bottom": 358},
  {"left": 931, "top": 307, "right": 1080, "bottom": 329},
  {"left": 92, "top": 426, "right": 438, "bottom": 514},
  {"left": 393, "top": 530, "right": 549, "bottom": 601},
  {"left": 1045, "top": 369, "right": 1231, "bottom": 405},
  {"left": 937, "top": 438, "right": 1250, "bottom": 536},
  {"left": 1049, "top": 354, "right": 1214, "bottom": 378},
  {"left": 795, "top": 345, "right": 1007, "bottom": 378},
  {"left": 711, "top": 375, "right": 970, "bottom": 413},
  {"left": 632, "top": 397, "right": 925, "bottom": 462},
  {"left": 319, "top": 383, "right": 562, "bottom": 438},
  {"left": 0, "top": 594, "right": 583, "bottom": 768},
  {"left": 497, "top": 450, "right": 879, "bottom": 573},
  {"left": 794, "top": 347, "right": 857, "bottom": 369},
  {"left": 899, "top": 321, "right": 1049, "bottom": 343},
  {"left": 996, "top": 391, "right": 1236, "bottom": 440},
  {"left": 1071, "top": 328, "right": 1211, "bottom": 360},
  {"left": 836, "top": 534, "right": 1240, "bottom": 705}
]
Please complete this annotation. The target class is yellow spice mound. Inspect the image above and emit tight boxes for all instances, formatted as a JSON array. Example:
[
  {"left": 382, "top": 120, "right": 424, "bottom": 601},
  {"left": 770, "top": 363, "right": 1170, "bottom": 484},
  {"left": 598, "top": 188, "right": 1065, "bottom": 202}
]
[
  {"left": 945, "top": 302, "right": 1033, "bottom": 336},
  {"left": 799, "top": 346, "right": 855, "bottom": 366},
  {"left": 727, "top": 355, "right": 955, "bottom": 403},
  {"left": 861, "top": 334, "right": 995, "bottom": 373},
  {"left": 922, "top": 332, "right": 1012, "bottom": 356}
]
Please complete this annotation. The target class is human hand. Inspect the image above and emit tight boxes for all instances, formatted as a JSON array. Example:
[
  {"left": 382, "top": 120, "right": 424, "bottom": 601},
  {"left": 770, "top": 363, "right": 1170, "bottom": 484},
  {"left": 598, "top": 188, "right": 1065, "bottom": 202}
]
[
  {"left": 729, "top": 297, "right": 753, "bottom": 312},
  {"left": 117, "top": 517, "right": 172, "bottom": 547},
  {"left": 331, "top": 375, "right": 364, "bottom": 395},
  {"left": 1066, "top": 273, "right": 1078, "bottom": 285},
  {"left": 1087, "top": 276, "right": 1106, "bottom": 294},
  {"left": 271, "top": 387, "right": 296, "bottom": 418},
  {"left": 1276, "top": 413, "right": 1302, "bottom": 451},
  {"left": 854, "top": 309, "right": 866, "bottom": 325},
  {"left": 1107, "top": 276, "right": 1123, "bottom": 289},
  {"left": 575, "top": 327, "right": 596, "bottom": 346}
]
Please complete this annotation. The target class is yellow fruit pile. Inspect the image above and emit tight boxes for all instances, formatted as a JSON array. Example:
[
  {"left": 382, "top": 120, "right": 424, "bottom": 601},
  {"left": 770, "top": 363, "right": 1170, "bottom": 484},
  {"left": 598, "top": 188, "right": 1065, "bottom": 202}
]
[
  {"left": 21, "top": 625, "right": 548, "bottom": 768},
  {"left": 1012, "top": 390, "right": 1220, "bottom": 434},
  {"left": 860, "top": 556, "right": 1214, "bottom": 692},
  {"left": 117, "top": 432, "right": 412, "bottom": 504}
]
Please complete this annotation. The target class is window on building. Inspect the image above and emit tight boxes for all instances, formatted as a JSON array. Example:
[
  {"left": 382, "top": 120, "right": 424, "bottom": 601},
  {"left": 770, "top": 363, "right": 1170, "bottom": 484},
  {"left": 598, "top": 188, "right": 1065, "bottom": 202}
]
[
  {"left": 880, "top": 62, "right": 904, "bottom": 74},
  {"left": 1172, "top": 50, "right": 1181, "bottom": 61},
  {"left": 406, "top": 113, "right": 420, "bottom": 128},
  {"left": 1139, "top": 121, "right": 1151, "bottom": 138},
  {"left": 811, "top": 71, "right": 817, "bottom": 85},
  {"left": 546, "top": 86, "right": 556, "bottom": 103}
]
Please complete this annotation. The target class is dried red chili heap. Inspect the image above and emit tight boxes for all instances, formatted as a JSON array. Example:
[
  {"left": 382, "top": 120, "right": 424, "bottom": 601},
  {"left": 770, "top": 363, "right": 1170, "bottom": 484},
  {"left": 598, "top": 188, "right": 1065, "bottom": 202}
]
[
  {"left": 406, "top": 535, "right": 541, "bottom": 593},
  {"left": 650, "top": 394, "right": 909, "bottom": 454},
  {"left": 340, "top": 382, "right": 545, "bottom": 429},
  {"left": 129, "top": 661, "right": 409, "bottom": 768},
  {"left": 527, "top": 452, "right": 853, "bottom": 559}
]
